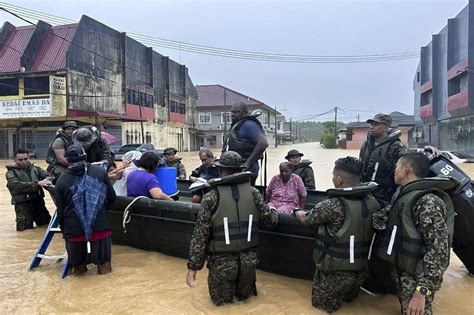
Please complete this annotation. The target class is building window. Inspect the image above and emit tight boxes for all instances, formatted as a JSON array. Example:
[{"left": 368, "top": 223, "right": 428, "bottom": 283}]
[
  {"left": 420, "top": 90, "right": 432, "bottom": 106},
  {"left": 448, "top": 72, "right": 467, "bottom": 96},
  {"left": 0, "top": 78, "right": 19, "bottom": 96},
  {"left": 24, "top": 76, "right": 50, "bottom": 95},
  {"left": 198, "top": 112, "right": 211, "bottom": 124},
  {"left": 127, "top": 88, "right": 154, "bottom": 108},
  {"left": 221, "top": 112, "right": 231, "bottom": 124},
  {"left": 170, "top": 100, "right": 186, "bottom": 114}
]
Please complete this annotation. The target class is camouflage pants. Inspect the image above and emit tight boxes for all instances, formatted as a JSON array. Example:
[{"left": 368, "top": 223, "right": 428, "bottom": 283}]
[
  {"left": 207, "top": 250, "right": 258, "bottom": 306},
  {"left": 312, "top": 269, "right": 367, "bottom": 313},
  {"left": 391, "top": 268, "right": 434, "bottom": 315},
  {"left": 15, "top": 199, "right": 51, "bottom": 231}
]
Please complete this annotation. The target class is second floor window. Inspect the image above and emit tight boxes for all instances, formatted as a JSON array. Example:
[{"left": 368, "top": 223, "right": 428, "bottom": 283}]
[
  {"left": 0, "top": 78, "right": 19, "bottom": 96},
  {"left": 170, "top": 100, "right": 186, "bottom": 114},
  {"left": 24, "top": 76, "right": 50, "bottom": 95},
  {"left": 198, "top": 112, "right": 211, "bottom": 124},
  {"left": 221, "top": 112, "right": 231, "bottom": 124},
  {"left": 127, "top": 89, "right": 154, "bottom": 108}
]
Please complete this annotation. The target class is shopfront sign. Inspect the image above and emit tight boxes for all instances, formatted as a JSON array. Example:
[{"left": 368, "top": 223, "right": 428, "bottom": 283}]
[
  {"left": 0, "top": 75, "right": 67, "bottom": 119},
  {"left": 0, "top": 98, "right": 52, "bottom": 118}
]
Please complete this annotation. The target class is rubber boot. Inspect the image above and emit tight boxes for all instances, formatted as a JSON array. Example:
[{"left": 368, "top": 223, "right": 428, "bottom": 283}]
[
  {"left": 73, "top": 263, "right": 88, "bottom": 276},
  {"left": 98, "top": 261, "right": 112, "bottom": 275}
]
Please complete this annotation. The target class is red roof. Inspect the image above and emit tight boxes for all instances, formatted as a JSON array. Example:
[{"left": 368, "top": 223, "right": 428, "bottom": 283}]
[
  {"left": 196, "top": 84, "right": 264, "bottom": 107},
  {"left": 0, "top": 26, "right": 35, "bottom": 72},
  {"left": 0, "top": 23, "right": 78, "bottom": 73},
  {"left": 31, "top": 24, "right": 78, "bottom": 72}
]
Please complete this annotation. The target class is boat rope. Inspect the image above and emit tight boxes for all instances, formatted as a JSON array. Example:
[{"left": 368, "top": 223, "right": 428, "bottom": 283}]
[
  {"left": 360, "top": 286, "right": 377, "bottom": 297},
  {"left": 122, "top": 196, "right": 149, "bottom": 233}
]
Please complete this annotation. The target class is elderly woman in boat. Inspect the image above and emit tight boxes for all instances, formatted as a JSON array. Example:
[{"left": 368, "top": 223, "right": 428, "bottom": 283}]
[
  {"left": 127, "top": 151, "right": 173, "bottom": 201},
  {"left": 266, "top": 161, "right": 307, "bottom": 214}
]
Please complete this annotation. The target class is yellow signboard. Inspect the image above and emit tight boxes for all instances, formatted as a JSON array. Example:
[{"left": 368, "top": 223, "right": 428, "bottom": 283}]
[{"left": 50, "top": 75, "right": 67, "bottom": 117}]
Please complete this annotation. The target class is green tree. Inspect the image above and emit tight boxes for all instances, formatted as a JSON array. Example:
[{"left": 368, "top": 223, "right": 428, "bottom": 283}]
[{"left": 320, "top": 121, "right": 338, "bottom": 149}]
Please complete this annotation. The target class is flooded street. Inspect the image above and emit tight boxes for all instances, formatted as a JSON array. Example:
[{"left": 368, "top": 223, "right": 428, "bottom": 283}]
[{"left": 1, "top": 142, "right": 473, "bottom": 314}]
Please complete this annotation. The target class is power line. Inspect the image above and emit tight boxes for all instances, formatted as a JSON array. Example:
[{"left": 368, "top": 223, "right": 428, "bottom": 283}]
[
  {"left": 0, "top": 6, "right": 265, "bottom": 104},
  {"left": 0, "top": 81, "right": 123, "bottom": 98},
  {"left": 2, "top": 2, "right": 470, "bottom": 64},
  {"left": 0, "top": 3, "right": 428, "bottom": 64}
]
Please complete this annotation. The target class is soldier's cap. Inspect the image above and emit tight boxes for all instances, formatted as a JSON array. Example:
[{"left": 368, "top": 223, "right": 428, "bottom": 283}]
[
  {"left": 214, "top": 151, "right": 244, "bottom": 169},
  {"left": 65, "top": 144, "right": 87, "bottom": 163},
  {"left": 73, "top": 127, "right": 97, "bottom": 147},
  {"left": 285, "top": 149, "right": 304, "bottom": 160},
  {"left": 163, "top": 147, "right": 178, "bottom": 155},
  {"left": 63, "top": 121, "right": 78, "bottom": 130},
  {"left": 367, "top": 113, "right": 392, "bottom": 126}
]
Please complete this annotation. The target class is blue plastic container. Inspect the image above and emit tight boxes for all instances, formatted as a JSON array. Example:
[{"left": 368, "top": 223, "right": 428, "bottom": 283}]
[{"left": 155, "top": 167, "right": 178, "bottom": 196}]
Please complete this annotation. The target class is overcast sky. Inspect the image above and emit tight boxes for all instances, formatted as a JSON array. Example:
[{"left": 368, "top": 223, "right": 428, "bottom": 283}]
[{"left": 1, "top": 0, "right": 468, "bottom": 122}]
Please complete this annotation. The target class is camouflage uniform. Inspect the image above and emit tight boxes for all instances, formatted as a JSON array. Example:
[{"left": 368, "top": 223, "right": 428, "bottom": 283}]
[
  {"left": 293, "top": 161, "right": 315, "bottom": 190},
  {"left": 5, "top": 163, "right": 53, "bottom": 231},
  {"left": 373, "top": 194, "right": 450, "bottom": 314},
  {"left": 360, "top": 115, "right": 408, "bottom": 294},
  {"left": 166, "top": 159, "right": 186, "bottom": 180},
  {"left": 187, "top": 187, "right": 278, "bottom": 306},
  {"left": 359, "top": 134, "right": 407, "bottom": 206},
  {"left": 304, "top": 198, "right": 367, "bottom": 313}
]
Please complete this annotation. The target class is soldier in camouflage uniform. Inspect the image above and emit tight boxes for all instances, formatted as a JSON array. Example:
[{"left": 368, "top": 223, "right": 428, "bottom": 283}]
[
  {"left": 295, "top": 157, "right": 380, "bottom": 312},
  {"left": 359, "top": 113, "right": 408, "bottom": 294},
  {"left": 359, "top": 113, "right": 407, "bottom": 207},
  {"left": 162, "top": 147, "right": 186, "bottom": 180},
  {"left": 46, "top": 120, "right": 78, "bottom": 180},
  {"left": 285, "top": 149, "right": 315, "bottom": 190},
  {"left": 6, "top": 149, "right": 54, "bottom": 231},
  {"left": 186, "top": 151, "right": 278, "bottom": 306},
  {"left": 374, "top": 153, "right": 454, "bottom": 315}
]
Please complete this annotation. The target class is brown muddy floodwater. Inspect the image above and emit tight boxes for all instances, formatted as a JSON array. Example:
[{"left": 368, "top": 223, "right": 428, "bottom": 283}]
[{"left": 0, "top": 142, "right": 472, "bottom": 314}]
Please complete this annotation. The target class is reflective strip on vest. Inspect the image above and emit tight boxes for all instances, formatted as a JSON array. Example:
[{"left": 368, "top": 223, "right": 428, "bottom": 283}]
[
  {"left": 387, "top": 225, "right": 397, "bottom": 255},
  {"left": 349, "top": 235, "right": 355, "bottom": 263},
  {"left": 223, "top": 217, "right": 230, "bottom": 245},
  {"left": 247, "top": 214, "right": 253, "bottom": 242},
  {"left": 371, "top": 162, "right": 379, "bottom": 181}
]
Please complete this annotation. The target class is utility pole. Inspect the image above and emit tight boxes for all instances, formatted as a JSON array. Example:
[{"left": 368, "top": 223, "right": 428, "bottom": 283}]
[
  {"left": 295, "top": 121, "right": 298, "bottom": 143},
  {"left": 223, "top": 88, "right": 227, "bottom": 150},
  {"left": 274, "top": 106, "right": 278, "bottom": 148},
  {"left": 334, "top": 106, "right": 338, "bottom": 148},
  {"left": 289, "top": 118, "right": 292, "bottom": 143},
  {"left": 357, "top": 114, "right": 360, "bottom": 123}
]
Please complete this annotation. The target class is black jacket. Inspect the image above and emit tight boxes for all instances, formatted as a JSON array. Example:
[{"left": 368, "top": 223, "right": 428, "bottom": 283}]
[{"left": 55, "top": 163, "right": 116, "bottom": 239}]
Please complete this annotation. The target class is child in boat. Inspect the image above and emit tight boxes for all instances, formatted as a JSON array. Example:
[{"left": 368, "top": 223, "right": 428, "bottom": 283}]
[{"left": 189, "top": 148, "right": 219, "bottom": 203}]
